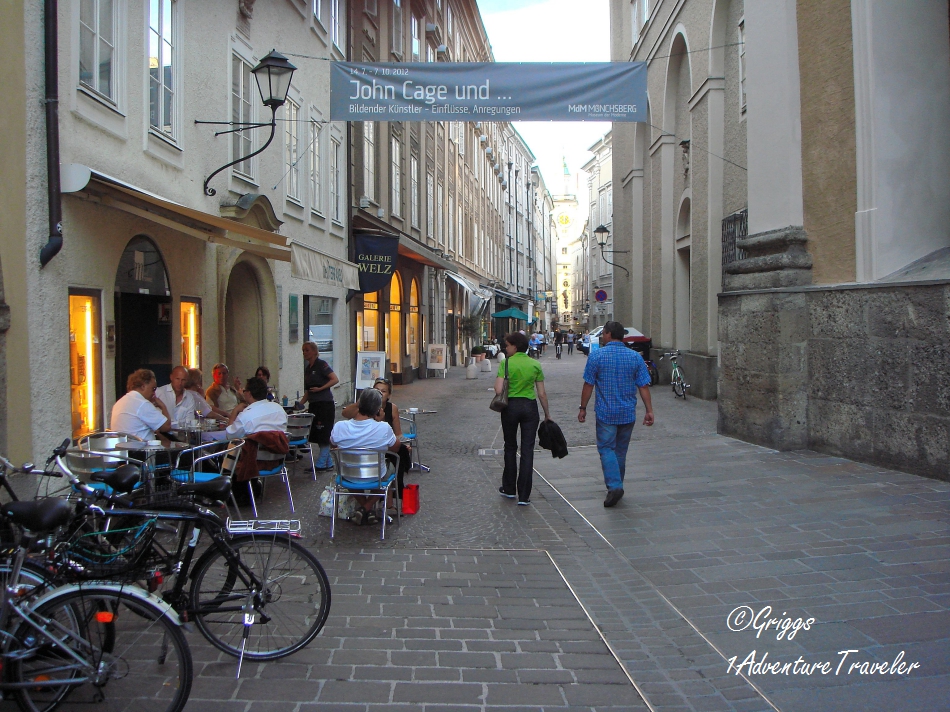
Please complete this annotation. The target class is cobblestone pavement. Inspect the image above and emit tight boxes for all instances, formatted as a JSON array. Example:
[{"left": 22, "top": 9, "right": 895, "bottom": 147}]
[{"left": 185, "top": 350, "right": 948, "bottom": 712}]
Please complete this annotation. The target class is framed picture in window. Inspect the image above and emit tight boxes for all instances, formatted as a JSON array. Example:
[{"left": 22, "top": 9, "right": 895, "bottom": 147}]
[
  {"left": 426, "top": 343, "right": 447, "bottom": 370},
  {"left": 355, "top": 351, "right": 386, "bottom": 389}
]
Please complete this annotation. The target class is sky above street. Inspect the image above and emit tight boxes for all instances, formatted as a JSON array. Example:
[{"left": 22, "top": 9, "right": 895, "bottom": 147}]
[{"left": 480, "top": 0, "right": 611, "bottom": 202}]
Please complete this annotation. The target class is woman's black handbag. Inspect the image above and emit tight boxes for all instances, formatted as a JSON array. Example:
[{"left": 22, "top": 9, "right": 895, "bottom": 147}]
[{"left": 489, "top": 359, "right": 509, "bottom": 412}]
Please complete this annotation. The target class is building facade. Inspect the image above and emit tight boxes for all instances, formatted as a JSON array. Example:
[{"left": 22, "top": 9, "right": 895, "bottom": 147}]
[
  {"left": 1, "top": 0, "right": 355, "bottom": 462},
  {"left": 347, "top": 0, "right": 549, "bottom": 375},
  {"left": 582, "top": 133, "right": 615, "bottom": 330},
  {"left": 611, "top": 0, "right": 950, "bottom": 479}
]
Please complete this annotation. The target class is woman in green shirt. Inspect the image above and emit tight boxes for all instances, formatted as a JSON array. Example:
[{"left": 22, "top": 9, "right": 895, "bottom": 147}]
[{"left": 494, "top": 332, "right": 551, "bottom": 505}]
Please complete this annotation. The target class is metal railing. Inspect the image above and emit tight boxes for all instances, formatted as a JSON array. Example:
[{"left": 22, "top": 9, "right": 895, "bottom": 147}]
[{"left": 721, "top": 208, "right": 748, "bottom": 270}]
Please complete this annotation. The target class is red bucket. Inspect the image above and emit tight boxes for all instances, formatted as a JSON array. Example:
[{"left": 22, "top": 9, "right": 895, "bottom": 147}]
[{"left": 402, "top": 484, "right": 420, "bottom": 515}]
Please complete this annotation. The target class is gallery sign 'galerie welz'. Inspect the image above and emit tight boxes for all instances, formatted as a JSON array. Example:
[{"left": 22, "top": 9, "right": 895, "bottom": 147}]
[{"left": 330, "top": 62, "right": 648, "bottom": 122}]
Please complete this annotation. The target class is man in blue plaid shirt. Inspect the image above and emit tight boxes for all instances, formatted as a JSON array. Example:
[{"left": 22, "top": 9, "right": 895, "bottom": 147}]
[{"left": 578, "top": 321, "right": 655, "bottom": 507}]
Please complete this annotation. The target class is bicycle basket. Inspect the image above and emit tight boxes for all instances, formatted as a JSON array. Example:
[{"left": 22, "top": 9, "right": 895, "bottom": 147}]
[{"left": 56, "top": 517, "right": 158, "bottom": 580}]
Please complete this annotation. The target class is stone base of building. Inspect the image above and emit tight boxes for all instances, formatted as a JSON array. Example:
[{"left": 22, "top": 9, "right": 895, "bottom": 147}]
[
  {"left": 651, "top": 348, "right": 718, "bottom": 400},
  {"left": 719, "top": 281, "right": 950, "bottom": 481}
]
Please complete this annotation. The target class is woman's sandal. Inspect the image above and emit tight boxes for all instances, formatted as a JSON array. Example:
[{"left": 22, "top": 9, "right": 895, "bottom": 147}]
[
  {"left": 365, "top": 510, "right": 379, "bottom": 525},
  {"left": 350, "top": 510, "right": 364, "bottom": 526}
]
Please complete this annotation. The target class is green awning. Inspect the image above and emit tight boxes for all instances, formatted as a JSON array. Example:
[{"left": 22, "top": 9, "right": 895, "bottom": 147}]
[{"left": 491, "top": 307, "right": 530, "bottom": 320}]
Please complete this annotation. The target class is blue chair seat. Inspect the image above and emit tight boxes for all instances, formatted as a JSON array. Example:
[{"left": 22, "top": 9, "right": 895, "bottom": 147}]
[
  {"left": 288, "top": 438, "right": 309, "bottom": 448},
  {"left": 339, "top": 473, "right": 396, "bottom": 491},
  {"left": 258, "top": 465, "right": 284, "bottom": 477},
  {"left": 171, "top": 469, "right": 223, "bottom": 484}
]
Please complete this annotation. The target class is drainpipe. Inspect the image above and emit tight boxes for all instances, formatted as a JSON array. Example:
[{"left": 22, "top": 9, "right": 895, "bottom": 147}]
[{"left": 40, "top": 0, "right": 63, "bottom": 267}]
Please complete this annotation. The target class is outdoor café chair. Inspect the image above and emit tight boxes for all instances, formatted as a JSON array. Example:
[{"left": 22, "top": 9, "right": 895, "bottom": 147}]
[
  {"left": 285, "top": 413, "right": 316, "bottom": 477},
  {"left": 170, "top": 439, "right": 245, "bottom": 516},
  {"left": 329, "top": 448, "right": 400, "bottom": 540},
  {"left": 398, "top": 415, "right": 422, "bottom": 470},
  {"left": 248, "top": 447, "right": 293, "bottom": 518},
  {"left": 63, "top": 448, "right": 145, "bottom": 497}
]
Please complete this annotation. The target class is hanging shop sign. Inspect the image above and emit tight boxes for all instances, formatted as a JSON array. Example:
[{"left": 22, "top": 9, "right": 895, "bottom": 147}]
[
  {"left": 331, "top": 62, "right": 647, "bottom": 122},
  {"left": 353, "top": 231, "right": 400, "bottom": 294}
]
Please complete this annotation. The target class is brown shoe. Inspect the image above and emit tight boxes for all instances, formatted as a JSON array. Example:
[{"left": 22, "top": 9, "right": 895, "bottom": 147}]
[{"left": 604, "top": 489, "right": 624, "bottom": 508}]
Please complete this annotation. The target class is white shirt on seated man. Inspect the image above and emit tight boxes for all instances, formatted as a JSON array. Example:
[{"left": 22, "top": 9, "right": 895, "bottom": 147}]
[
  {"left": 225, "top": 377, "right": 287, "bottom": 439},
  {"left": 111, "top": 368, "right": 172, "bottom": 441},
  {"left": 155, "top": 366, "right": 213, "bottom": 428},
  {"left": 330, "top": 388, "right": 400, "bottom": 525}
]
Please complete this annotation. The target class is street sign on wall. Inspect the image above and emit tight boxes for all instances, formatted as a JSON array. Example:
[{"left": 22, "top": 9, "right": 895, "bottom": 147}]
[{"left": 331, "top": 62, "right": 647, "bottom": 122}]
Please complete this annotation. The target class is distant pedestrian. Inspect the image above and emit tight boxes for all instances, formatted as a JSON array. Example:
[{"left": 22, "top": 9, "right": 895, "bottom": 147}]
[
  {"left": 577, "top": 321, "right": 654, "bottom": 507},
  {"left": 566, "top": 329, "right": 575, "bottom": 355},
  {"left": 554, "top": 328, "right": 563, "bottom": 359},
  {"left": 495, "top": 332, "right": 551, "bottom": 505}
]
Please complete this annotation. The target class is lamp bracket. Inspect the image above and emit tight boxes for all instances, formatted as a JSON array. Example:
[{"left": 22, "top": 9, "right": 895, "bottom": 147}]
[{"left": 201, "top": 106, "right": 278, "bottom": 196}]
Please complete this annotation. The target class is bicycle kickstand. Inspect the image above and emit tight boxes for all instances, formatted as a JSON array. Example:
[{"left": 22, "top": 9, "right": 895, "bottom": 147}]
[{"left": 236, "top": 604, "right": 255, "bottom": 679}]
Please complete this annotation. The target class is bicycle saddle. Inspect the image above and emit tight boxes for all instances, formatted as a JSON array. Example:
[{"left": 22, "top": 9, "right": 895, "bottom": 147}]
[
  {"left": 1, "top": 497, "right": 72, "bottom": 532},
  {"left": 177, "top": 477, "right": 231, "bottom": 501},
  {"left": 91, "top": 464, "right": 141, "bottom": 493}
]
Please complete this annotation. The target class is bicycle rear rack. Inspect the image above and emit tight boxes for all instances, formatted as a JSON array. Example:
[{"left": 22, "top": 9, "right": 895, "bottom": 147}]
[{"left": 226, "top": 518, "right": 302, "bottom": 536}]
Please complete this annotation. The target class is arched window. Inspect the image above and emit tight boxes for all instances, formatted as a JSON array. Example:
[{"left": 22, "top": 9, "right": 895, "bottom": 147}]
[
  {"left": 386, "top": 272, "right": 403, "bottom": 374},
  {"left": 408, "top": 279, "right": 421, "bottom": 368}
]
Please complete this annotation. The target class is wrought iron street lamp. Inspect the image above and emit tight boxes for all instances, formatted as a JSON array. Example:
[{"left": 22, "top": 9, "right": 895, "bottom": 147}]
[
  {"left": 593, "top": 224, "right": 630, "bottom": 276},
  {"left": 199, "top": 50, "right": 297, "bottom": 196}
]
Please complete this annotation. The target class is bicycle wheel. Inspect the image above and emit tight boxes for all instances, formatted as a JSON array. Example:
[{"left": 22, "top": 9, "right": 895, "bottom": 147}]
[
  {"left": 10, "top": 586, "right": 192, "bottom": 712},
  {"left": 189, "top": 535, "right": 330, "bottom": 660},
  {"left": 672, "top": 370, "right": 686, "bottom": 398},
  {"left": 647, "top": 362, "right": 659, "bottom": 386}
]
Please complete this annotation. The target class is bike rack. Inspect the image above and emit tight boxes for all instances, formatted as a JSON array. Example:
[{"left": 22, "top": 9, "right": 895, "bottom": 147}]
[{"left": 226, "top": 518, "right": 302, "bottom": 535}]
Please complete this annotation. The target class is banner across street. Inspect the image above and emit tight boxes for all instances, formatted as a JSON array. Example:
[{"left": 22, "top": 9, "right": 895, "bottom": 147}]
[{"left": 330, "top": 62, "right": 647, "bottom": 122}]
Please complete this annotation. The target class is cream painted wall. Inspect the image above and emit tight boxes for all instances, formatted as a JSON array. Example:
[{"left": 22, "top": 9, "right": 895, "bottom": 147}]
[{"left": 14, "top": 0, "right": 348, "bottom": 462}]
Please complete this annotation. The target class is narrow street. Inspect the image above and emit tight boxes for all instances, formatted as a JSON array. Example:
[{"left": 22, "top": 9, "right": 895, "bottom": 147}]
[{"left": 182, "top": 351, "right": 950, "bottom": 712}]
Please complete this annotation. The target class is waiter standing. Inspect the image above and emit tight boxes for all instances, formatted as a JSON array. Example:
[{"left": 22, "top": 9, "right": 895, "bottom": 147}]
[{"left": 297, "top": 341, "right": 339, "bottom": 471}]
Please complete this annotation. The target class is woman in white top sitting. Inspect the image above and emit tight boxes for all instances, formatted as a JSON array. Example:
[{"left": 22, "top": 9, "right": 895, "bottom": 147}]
[
  {"left": 111, "top": 369, "right": 172, "bottom": 441},
  {"left": 330, "top": 388, "right": 400, "bottom": 526}
]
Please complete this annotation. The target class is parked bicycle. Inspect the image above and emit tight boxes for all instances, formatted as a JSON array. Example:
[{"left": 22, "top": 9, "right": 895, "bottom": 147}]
[
  {"left": 0, "top": 457, "right": 193, "bottom": 712},
  {"left": 661, "top": 351, "right": 690, "bottom": 398},
  {"left": 42, "top": 440, "right": 332, "bottom": 667}
]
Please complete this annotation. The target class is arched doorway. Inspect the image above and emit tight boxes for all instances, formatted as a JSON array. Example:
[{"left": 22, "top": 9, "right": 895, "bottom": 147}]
[
  {"left": 386, "top": 272, "right": 403, "bottom": 375},
  {"left": 224, "top": 260, "right": 264, "bottom": 383},
  {"left": 114, "top": 235, "right": 172, "bottom": 399},
  {"left": 675, "top": 197, "right": 692, "bottom": 350}
]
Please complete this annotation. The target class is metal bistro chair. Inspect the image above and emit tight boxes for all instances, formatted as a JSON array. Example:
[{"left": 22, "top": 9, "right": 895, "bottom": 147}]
[
  {"left": 248, "top": 446, "right": 294, "bottom": 518},
  {"left": 78, "top": 431, "right": 145, "bottom": 452},
  {"left": 63, "top": 448, "right": 145, "bottom": 497},
  {"left": 286, "top": 413, "right": 316, "bottom": 478},
  {"left": 329, "top": 448, "right": 400, "bottom": 540},
  {"left": 398, "top": 415, "right": 425, "bottom": 471},
  {"left": 169, "top": 439, "right": 245, "bottom": 517}
]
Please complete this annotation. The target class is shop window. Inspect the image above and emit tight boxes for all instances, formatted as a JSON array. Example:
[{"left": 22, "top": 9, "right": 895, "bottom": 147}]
[
  {"left": 360, "top": 291, "right": 380, "bottom": 351},
  {"left": 386, "top": 272, "right": 403, "bottom": 373},
  {"left": 69, "top": 290, "right": 103, "bottom": 439},
  {"left": 408, "top": 279, "right": 421, "bottom": 368},
  {"left": 180, "top": 298, "right": 200, "bottom": 368},
  {"left": 305, "top": 296, "right": 335, "bottom": 369}
]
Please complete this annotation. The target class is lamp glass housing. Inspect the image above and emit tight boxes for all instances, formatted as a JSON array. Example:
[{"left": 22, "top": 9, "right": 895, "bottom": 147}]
[
  {"left": 253, "top": 50, "right": 297, "bottom": 108},
  {"left": 594, "top": 224, "right": 610, "bottom": 249}
]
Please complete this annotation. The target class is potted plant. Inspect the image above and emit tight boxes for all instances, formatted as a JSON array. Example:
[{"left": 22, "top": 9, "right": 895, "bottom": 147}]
[{"left": 471, "top": 345, "right": 485, "bottom": 362}]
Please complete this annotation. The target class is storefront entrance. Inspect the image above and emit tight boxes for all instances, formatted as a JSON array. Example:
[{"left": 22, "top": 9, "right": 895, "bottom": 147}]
[{"left": 114, "top": 236, "right": 172, "bottom": 399}]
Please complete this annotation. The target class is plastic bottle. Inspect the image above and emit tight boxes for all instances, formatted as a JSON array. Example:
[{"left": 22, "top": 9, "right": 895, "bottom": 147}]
[{"left": 282, "top": 395, "right": 288, "bottom": 406}]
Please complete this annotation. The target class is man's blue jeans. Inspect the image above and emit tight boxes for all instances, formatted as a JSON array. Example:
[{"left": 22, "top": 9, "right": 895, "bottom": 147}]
[{"left": 595, "top": 420, "right": 635, "bottom": 491}]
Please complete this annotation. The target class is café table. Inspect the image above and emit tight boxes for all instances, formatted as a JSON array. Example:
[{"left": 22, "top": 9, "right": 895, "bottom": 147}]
[{"left": 402, "top": 408, "right": 436, "bottom": 473}]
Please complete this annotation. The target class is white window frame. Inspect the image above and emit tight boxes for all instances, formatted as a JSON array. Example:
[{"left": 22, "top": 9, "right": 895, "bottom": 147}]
[
  {"left": 363, "top": 121, "right": 376, "bottom": 201},
  {"left": 391, "top": 135, "right": 402, "bottom": 216},
  {"left": 410, "top": 155, "right": 420, "bottom": 228},
  {"left": 313, "top": 0, "right": 322, "bottom": 25},
  {"left": 426, "top": 171, "right": 434, "bottom": 237},
  {"left": 438, "top": 183, "right": 445, "bottom": 245},
  {"left": 148, "top": 0, "right": 178, "bottom": 142},
  {"left": 738, "top": 18, "right": 747, "bottom": 113},
  {"left": 309, "top": 117, "right": 323, "bottom": 215},
  {"left": 330, "top": 137, "right": 342, "bottom": 223},
  {"left": 365, "top": 0, "right": 377, "bottom": 16},
  {"left": 392, "top": 0, "right": 403, "bottom": 57},
  {"left": 411, "top": 13, "right": 422, "bottom": 62},
  {"left": 284, "top": 98, "right": 301, "bottom": 203},
  {"left": 448, "top": 193, "right": 454, "bottom": 251},
  {"left": 330, "top": 0, "right": 342, "bottom": 50},
  {"left": 231, "top": 52, "right": 256, "bottom": 182},
  {"left": 80, "top": 0, "right": 118, "bottom": 104}
]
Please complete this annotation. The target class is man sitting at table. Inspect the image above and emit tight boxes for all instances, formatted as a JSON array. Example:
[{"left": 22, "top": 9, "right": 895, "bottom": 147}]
[
  {"left": 111, "top": 369, "right": 172, "bottom": 441},
  {"left": 155, "top": 366, "right": 214, "bottom": 428},
  {"left": 205, "top": 363, "right": 241, "bottom": 413},
  {"left": 228, "top": 377, "right": 289, "bottom": 494},
  {"left": 185, "top": 369, "right": 229, "bottom": 420},
  {"left": 330, "top": 388, "right": 400, "bottom": 526}
]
